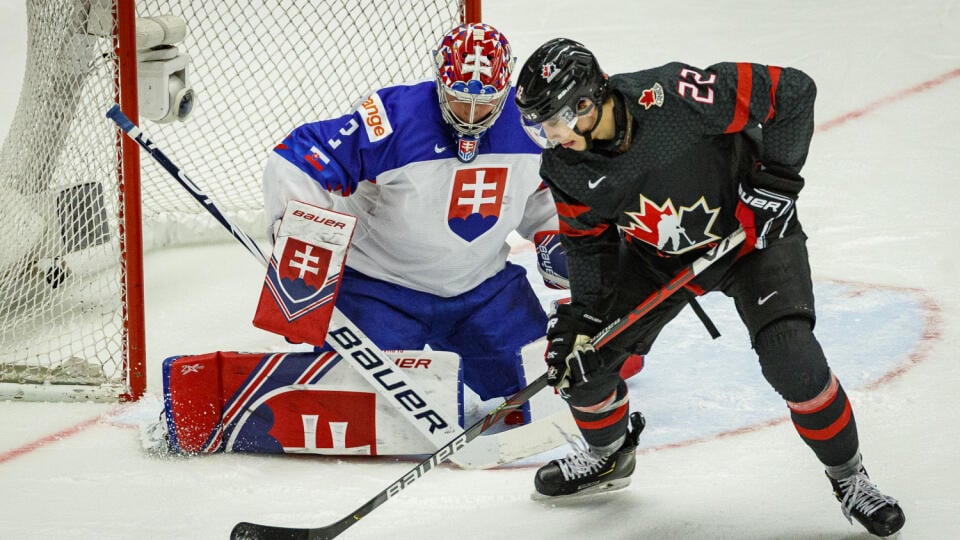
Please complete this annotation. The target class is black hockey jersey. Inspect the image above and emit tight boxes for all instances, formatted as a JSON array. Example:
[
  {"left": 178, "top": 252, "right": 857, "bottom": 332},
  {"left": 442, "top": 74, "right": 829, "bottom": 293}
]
[{"left": 539, "top": 62, "right": 816, "bottom": 313}]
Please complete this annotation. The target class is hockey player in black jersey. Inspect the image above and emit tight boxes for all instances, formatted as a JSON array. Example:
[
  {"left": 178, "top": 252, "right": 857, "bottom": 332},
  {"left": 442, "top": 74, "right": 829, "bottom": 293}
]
[{"left": 514, "top": 38, "right": 904, "bottom": 537}]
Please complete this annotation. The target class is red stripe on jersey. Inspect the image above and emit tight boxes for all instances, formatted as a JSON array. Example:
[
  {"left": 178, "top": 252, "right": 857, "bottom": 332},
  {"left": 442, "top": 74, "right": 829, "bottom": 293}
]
[
  {"left": 557, "top": 202, "right": 608, "bottom": 237},
  {"left": 793, "top": 399, "right": 852, "bottom": 441},
  {"left": 724, "top": 63, "right": 753, "bottom": 134},
  {"left": 274, "top": 142, "right": 289, "bottom": 150},
  {"left": 766, "top": 66, "right": 782, "bottom": 122},
  {"left": 556, "top": 201, "right": 590, "bottom": 218},
  {"left": 304, "top": 153, "right": 325, "bottom": 172},
  {"left": 575, "top": 402, "right": 629, "bottom": 431}
]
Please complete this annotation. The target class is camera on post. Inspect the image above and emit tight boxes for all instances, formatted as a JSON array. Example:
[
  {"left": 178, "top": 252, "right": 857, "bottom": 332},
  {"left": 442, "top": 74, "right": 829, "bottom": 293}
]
[{"left": 136, "top": 16, "right": 194, "bottom": 123}]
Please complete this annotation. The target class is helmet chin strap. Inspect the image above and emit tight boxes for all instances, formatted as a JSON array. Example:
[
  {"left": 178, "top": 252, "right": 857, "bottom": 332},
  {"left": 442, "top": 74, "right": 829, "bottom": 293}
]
[
  {"left": 572, "top": 100, "right": 603, "bottom": 151},
  {"left": 590, "top": 92, "right": 631, "bottom": 154}
]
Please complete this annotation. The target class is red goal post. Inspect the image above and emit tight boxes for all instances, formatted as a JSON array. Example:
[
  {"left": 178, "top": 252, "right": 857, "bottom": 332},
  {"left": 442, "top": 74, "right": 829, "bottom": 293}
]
[{"left": 0, "top": 0, "right": 481, "bottom": 402}]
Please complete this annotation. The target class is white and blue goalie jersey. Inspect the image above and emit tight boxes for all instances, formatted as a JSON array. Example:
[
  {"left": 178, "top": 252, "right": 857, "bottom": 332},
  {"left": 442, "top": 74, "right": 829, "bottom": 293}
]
[{"left": 263, "top": 80, "right": 556, "bottom": 297}]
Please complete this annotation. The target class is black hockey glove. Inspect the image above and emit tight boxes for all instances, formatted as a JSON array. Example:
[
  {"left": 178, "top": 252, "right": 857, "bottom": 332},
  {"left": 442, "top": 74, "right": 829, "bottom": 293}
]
[
  {"left": 735, "top": 164, "right": 804, "bottom": 251},
  {"left": 544, "top": 304, "right": 605, "bottom": 388}
]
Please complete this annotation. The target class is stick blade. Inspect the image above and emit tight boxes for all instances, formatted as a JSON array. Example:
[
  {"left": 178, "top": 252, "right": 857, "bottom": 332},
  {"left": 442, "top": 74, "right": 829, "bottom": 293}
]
[{"left": 231, "top": 522, "right": 318, "bottom": 540}]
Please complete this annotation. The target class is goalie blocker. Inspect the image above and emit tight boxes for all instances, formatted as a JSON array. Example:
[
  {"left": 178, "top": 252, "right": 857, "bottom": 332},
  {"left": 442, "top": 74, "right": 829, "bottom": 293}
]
[{"left": 253, "top": 200, "right": 356, "bottom": 345}]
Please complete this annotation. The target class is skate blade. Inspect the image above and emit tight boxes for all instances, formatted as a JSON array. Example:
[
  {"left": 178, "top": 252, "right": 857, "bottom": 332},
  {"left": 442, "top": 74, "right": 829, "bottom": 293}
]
[
  {"left": 530, "top": 477, "right": 632, "bottom": 502},
  {"left": 138, "top": 418, "right": 174, "bottom": 457}
]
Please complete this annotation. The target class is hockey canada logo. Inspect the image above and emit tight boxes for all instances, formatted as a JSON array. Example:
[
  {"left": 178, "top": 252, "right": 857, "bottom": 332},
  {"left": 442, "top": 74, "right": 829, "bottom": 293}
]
[
  {"left": 265, "top": 237, "right": 338, "bottom": 320},
  {"left": 618, "top": 195, "right": 721, "bottom": 254},
  {"left": 447, "top": 166, "right": 508, "bottom": 242},
  {"left": 541, "top": 62, "right": 559, "bottom": 82}
]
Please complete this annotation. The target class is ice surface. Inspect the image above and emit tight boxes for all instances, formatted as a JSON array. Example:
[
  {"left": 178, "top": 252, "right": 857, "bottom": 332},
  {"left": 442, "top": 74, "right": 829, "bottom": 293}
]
[{"left": 1, "top": 1, "right": 958, "bottom": 538}]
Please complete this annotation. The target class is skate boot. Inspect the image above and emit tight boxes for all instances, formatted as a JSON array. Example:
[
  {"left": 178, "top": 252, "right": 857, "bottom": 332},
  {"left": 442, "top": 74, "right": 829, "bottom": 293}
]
[
  {"left": 139, "top": 411, "right": 172, "bottom": 456},
  {"left": 534, "top": 411, "right": 645, "bottom": 497},
  {"left": 828, "top": 467, "right": 905, "bottom": 537}
]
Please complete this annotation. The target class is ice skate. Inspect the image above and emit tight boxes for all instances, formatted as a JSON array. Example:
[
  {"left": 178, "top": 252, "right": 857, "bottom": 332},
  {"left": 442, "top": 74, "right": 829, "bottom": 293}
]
[
  {"left": 534, "top": 411, "right": 644, "bottom": 498},
  {"left": 139, "top": 412, "right": 172, "bottom": 456},
  {"left": 829, "top": 468, "right": 905, "bottom": 537}
]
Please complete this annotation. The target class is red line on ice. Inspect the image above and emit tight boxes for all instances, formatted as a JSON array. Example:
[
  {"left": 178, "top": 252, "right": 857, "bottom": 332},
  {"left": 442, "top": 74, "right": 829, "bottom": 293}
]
[
  {"left": 816, "top": 67, "right": 960, "bottom": 133},
  {"left": 0, "top": 414, "right": 104, "bottom": 464}
]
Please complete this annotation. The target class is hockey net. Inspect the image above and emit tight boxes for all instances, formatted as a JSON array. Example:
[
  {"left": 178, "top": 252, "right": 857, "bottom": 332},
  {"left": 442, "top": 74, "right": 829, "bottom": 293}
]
[{"left": 0, "top": 0, "right": 472, "bottom": 401}]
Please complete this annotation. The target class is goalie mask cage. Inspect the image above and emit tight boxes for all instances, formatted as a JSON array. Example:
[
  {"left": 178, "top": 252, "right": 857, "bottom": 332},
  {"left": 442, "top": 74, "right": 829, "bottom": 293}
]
[{"left": 0, "top": 0, "right": 479, "bottom": 402}]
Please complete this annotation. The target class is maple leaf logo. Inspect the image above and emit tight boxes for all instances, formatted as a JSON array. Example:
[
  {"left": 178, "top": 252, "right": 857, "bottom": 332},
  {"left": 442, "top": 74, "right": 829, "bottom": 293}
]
[
  {"left": 638, "top": 82, "right": 664, "bottom": 110},
  {"left": 673, "top": 198, "right": 721, "bottom": 251},
  {"left": 619, "top": 196, "right": 721, "bottom": 254},
  {"left": 619, "top": 196, "right": 675, "bottom": 246}
]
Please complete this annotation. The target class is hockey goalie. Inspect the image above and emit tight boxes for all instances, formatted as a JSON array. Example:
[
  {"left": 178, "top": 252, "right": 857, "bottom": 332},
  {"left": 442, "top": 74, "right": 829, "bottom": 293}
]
[{"left": 153, "top": 23, "right": 589, "bottom": 467}]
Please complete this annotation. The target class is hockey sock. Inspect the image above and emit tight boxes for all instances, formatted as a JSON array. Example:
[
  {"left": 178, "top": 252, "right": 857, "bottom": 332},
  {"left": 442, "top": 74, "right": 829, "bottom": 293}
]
[
  {"left": 787, "top": 372, "right": 860, "bottom": 467},
  {"left": 568, "top": 380, "right": 630, "bottom": 448}
]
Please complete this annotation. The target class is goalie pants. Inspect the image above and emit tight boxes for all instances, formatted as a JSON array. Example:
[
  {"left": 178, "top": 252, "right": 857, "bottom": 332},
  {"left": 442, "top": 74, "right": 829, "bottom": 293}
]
[
  {"left": 566, "top": 232, "right": 859, "bottom": 467},
  {"left": 319, "top": 263, "right": 547, "bottom": 401}
]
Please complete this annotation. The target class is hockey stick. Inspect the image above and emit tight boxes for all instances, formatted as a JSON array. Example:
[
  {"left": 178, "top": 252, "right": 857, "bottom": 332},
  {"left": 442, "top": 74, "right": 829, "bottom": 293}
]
[
  {"left": 230, "top": 226, "right": 746, "bottom": 540},
  {"left": 106, "top": 104, "right": 462, "bottom": 447}
]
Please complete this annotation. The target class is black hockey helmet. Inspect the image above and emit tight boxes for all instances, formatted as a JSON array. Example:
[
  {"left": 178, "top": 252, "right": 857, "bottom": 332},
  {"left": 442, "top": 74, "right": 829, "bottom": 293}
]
[{"left": 515, "top": 38, "right": 608, "bottom": 147}]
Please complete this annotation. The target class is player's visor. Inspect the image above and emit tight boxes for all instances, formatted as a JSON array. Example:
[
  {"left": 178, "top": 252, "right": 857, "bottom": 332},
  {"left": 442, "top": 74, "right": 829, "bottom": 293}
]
[{"left": 520, "top": 98, "right": 596, "bottom": 149}]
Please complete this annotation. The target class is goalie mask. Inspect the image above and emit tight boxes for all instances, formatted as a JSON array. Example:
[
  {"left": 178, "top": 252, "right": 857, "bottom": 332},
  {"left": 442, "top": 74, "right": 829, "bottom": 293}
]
[
  {"left": 434, "top": 23, "right": 514, "bottom": 162},
  {"left": 515, "top": 38, "right": 608, "bottom": 149}
]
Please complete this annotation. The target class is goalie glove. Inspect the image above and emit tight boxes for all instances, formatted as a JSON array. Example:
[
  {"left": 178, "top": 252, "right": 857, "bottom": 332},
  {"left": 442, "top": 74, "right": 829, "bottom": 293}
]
[{"left": 735, "top": 164, "right": 804, "bottom": 251}]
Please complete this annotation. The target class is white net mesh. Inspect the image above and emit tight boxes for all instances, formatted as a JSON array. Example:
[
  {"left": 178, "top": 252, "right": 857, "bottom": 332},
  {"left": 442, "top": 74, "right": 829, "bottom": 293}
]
[{"left": 0, "top": 0, "right": 465, "bottom": 400}]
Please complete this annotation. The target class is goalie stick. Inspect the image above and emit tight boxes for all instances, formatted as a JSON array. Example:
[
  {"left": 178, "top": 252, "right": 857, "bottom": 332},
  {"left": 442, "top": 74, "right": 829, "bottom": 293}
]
[
  {"left": 230, "top": 226, "right": 747, "bottom": 540},
  {"left": 106, "top": 105, "right": 464, "bottom": 450}
]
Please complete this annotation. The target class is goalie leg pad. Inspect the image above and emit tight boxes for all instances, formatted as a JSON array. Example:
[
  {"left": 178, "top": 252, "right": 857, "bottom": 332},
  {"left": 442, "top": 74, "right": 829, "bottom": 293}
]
[
  {"left": 619, "top": 353, "right": 645, "bottom": 379},
  {"left": 161, "top": 350, "right": 461, "bottom": 456}
]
